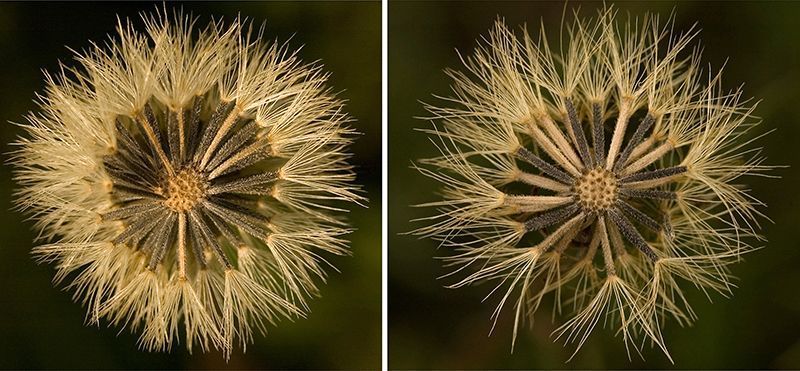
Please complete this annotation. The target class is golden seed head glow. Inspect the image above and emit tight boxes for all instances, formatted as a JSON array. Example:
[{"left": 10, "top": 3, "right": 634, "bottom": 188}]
[
  {"left": 11, "top": 10, "right": 363, "bottom": 357},
  {"left": 414, "top": 7, "right": 774, "bottom": 362}
]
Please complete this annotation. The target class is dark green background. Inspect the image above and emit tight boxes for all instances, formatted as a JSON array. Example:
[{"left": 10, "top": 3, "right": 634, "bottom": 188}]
[
  {"left": 0, "top": 2, "right": 380, "bottom": 369},
  {"left": 389, "top": 1, "right": 800, "bottom": 369},
  {"left": 5, "top": 1, "right": 800, "bottom": 369}
]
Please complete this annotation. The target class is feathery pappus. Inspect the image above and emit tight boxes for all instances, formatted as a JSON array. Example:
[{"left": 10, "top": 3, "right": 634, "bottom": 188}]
[
  {"left": 11, "top": 10, "right": 363, "bottom": 357},
  {"left": 414, "top": 7, "right": 773, "bottom": 362}
]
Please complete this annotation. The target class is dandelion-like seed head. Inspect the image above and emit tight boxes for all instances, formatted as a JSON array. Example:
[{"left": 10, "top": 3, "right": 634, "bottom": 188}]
[
  {"left": 415, "top": 7, "right": 773, "bottom": 362},
  {"left": 12, "top": 10, "right": 363, "bottom": 357}
]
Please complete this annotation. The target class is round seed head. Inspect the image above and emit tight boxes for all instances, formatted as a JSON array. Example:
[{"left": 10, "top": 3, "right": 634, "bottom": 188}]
[
  {"left": 12, "top": 10, "right": 363, "bottom": 357},
  {"left": 414, "top": 6, "right": 774, "bottom": 361}
]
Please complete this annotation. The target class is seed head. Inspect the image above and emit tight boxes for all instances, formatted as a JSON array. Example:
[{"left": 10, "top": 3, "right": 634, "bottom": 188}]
[
  {"left": 414, "top": 7, "right": 774, "bottom": 362},
  {"left": 11, "top": 10, "right": 363, "bottom": 357}
]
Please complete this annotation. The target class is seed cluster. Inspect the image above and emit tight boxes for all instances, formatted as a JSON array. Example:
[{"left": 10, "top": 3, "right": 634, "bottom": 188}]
[
  {"left": 163, "top": 168, "right": 208, "bottom": 212},
  {"left": 514, "top": 103, "right": 683, "bottom": 264},
  {"left": 415, "top": 10, "right": 770, "bottom": 362},
  {"left": 102, "top": 97, "right": 273, "bottom": 273},
  {"left": 573, "top": 168, "right": 617, "bottom": 213},
  {"left": 13, "top": 14, "right": 362, "bottom": 356}
]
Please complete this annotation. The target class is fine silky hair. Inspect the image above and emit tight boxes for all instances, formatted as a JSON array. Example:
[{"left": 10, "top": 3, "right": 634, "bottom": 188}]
[
  {"left": 414, "top": 7, "right": 772, "bottom": 361},
  {"left": 11, "top": 10, "right": 362, "bottom": 357}
]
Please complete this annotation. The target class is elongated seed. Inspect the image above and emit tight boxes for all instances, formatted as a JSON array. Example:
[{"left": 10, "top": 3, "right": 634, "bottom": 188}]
[
  {"left": 206, "top": 120, "right": 260, "bottom": 171},
  {"left": 524, "top": 203, "right": 581, "bottom": 231},
  {"left": 620, "top": 166, "right": 687, "bottom": 183},
  {"left": 188, "top": 208, "right": 233, "bottom": 268},
  {"left": 607, "top": 208, "right": 659, "bottom": 261},
  {"left": 208, "top": 172, "right": 278, "bottom": 195},
  {"left": 102, "top": 201, "right": 161, "bottom": 221},
  {"left": 200, "top": 104, "right": 242, "bottom": 168},
  {"left": 617, "top": 199, "right": 661, "bottom": 232},
  {"left": 113, "top": 210, "right": 167, "bottom": 245},
  {"left": 166, "top": 109, "right": 182, "bottom": 166},
  {"left": 185, "top": 96, "right": 203, "bottom": 159},
  {"left": 147, "top": 212, "right": 177, "bottom": 270},
  {"left": 591, "top": 102, "right": 605, "bottom": 167},
  {"left": 208, "top": 140, "right": 272, "bottom": 179},
  {"left": 137, "top": 104, "right": 173, "bottom": 175},
  {"left": 185, "top": 218, "right": 207, "bottom": 269},
  {"left": 515, "top": 147, "right": 574, "bottom": 184},
  {"left": 614, "top": 114, "right": 655, "bottom": 172},
  {"left": 565, "top": 99, "right": 592, "bottom": 167},
  {"left": 203, "top": 200, "right": 272, "bottom": 241},
  {"left": 194, "top": 100, "right": 236, "bottom": 164},
  {"left": 597, "top": 216, "right": 617, "bottom": 275},
  {"left": 618, "top": 188, "right": 677, "bottom": 200}
]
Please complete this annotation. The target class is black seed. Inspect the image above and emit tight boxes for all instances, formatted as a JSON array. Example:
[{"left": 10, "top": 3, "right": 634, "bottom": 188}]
[
  {"left": 194, "top": 100, "right": 236, "bottom": 164},
  {"left": 618, "top": 188, "right": 676, "bottom": 200},
  {"left": 146, "top": 212, "right": 177, "bottom": 270},
  {"left": 613, "top": 113, "right": 655, "bottom": 172},
  {"left": 607, "top": 208, "right": 659, "bottom": 261},
  {"left": 208, "top": 171, "right": 278, "bottom": 195},
  {"left": 188, "top": 208, "right": 233, "bottom": 269},
  {"left": 185, "top": 96, "right": 204, "bottom": 159},
  {"left": 206, "top": 120, "right": 260, "bottom": 171},
  {"left": 113, "top": 210, "right": 167, "bottom": 246},
  {"left": 515, "top": 147, "right": 574, "bottom": 184},
  {"left": 565, "top": 99, "right": 592, "bottom": 168},
  {"left": 166, "top": 109, "right": 182, "bottom": 165},
  {"left": 102, "top": 201, "right": 161, "bottom": 221},
  {"left": 591, "top": 102, "right": 605, "bottom": 166},
  {"left": 524, "top": 203, "right": 581, "bottom": 231},
  {"left": 617, "top": 199, "right": 662, "bottom": 233},
  {"left": 620, "top": 166, "right": 688, "bottom": 184}
]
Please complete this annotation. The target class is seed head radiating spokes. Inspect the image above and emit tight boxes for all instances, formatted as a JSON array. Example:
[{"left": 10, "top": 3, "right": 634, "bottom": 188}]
[
  {"left": 413, "top": 7, "right": 774, "bottom": 362},
  {"left": 11, "top": 10, "right": 363, "bottom": 358}
]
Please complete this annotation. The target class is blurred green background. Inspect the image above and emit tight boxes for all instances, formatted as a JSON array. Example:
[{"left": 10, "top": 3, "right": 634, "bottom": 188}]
[
  {"left": 0, "top": 2, "right": 379, "bottom": 369},
  {"left": 389, "top": 1, "right": 800, "bottom": 369}
]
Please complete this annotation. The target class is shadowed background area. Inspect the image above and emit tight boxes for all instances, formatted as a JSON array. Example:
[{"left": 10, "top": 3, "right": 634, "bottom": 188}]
[
  {"left": 389, "top": 1, "right": 800, "bottom": 369},
  {"left": 0, "top": 2, "right": 380, "bottom": 369}
]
